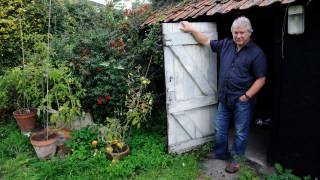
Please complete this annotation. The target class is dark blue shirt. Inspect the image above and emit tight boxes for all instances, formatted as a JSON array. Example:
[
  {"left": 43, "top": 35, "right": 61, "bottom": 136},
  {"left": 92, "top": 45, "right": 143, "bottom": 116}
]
[{"left": 210, "top": 38, "right": 267, "bottom": 106}]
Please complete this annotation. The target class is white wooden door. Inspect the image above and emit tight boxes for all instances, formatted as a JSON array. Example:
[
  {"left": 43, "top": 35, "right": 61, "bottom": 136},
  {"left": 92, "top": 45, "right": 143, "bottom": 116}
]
[{"left": 163, "top": 22, "right": 218, "bottom": 153}]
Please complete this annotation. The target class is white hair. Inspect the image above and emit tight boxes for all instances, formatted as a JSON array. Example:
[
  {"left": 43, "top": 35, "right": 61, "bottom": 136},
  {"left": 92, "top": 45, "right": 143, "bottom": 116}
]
[{"left": 231, "top": 16, "right": 253, "bottom": 35}]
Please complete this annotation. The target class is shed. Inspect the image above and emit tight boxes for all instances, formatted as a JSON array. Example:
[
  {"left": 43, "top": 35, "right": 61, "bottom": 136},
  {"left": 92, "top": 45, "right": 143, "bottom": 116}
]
[{"left": 144, "top": 0, "right": 320, "bottom": 177}]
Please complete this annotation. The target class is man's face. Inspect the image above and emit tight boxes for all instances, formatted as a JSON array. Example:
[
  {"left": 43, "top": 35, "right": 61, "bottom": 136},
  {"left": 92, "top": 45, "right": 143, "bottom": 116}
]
[{"left": 232, "top": 26, "right": 250, "bottom": 48}]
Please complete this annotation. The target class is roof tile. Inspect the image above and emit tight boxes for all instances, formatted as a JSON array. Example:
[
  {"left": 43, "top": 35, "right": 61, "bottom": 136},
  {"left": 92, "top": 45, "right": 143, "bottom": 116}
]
[{"left": 142, "top": 0, "right": 297, "bottom": 26}]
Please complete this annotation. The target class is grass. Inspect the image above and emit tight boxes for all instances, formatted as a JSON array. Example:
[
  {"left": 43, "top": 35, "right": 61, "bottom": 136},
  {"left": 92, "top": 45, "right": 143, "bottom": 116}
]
[
  {"left": 0, "top": 118, "right": 211, "bottom": 180},
  {"left": 1, "top": 118, "right": 307, "bottom": 180},
  {"left": 136, "top": 152, "right": 205, "bottom": 180}
]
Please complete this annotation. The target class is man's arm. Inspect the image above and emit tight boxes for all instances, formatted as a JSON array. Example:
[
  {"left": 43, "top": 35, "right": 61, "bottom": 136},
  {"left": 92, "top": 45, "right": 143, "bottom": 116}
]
[
  {"left": 180, "top": 21, "right": 211, "bottom": 47},
  {"left": 239, "top": 77, "right": 266, "bottom": 101}
]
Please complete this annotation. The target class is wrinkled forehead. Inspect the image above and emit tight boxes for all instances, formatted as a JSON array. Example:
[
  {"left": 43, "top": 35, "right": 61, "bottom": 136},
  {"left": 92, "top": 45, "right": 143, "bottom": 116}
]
[
  {"left": 232, "top": 25, "right": 249, "bottom": 32},
  {"left": 231, "top": 24, "right": 249, "bottom": 32}
]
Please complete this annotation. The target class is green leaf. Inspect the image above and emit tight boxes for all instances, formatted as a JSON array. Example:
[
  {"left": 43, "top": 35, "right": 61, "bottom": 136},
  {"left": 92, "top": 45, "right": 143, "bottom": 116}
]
[
  {"left": 100, "top": 62, "right": 110, "bottom": 67},
  {"left": 114, "top": 65, "right": 124, "bottom": 70},
  {"left": 275, "top": 163, "right": 284, "bottom": 174}
]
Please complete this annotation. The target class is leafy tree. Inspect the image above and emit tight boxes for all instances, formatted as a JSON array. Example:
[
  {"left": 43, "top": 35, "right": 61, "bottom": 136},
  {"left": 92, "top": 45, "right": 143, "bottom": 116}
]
[{"left": 0, "top": 0, "right": 47, "bottom": 69}]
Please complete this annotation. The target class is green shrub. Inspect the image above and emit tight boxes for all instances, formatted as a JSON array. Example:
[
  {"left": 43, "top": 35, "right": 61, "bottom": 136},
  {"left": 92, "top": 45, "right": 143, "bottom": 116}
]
[
  {"left": 50, "top": 3, "right": 162, "bottom": 123},
  {"left": 0, "top": 0, "right": 98, "bottom": 68}
]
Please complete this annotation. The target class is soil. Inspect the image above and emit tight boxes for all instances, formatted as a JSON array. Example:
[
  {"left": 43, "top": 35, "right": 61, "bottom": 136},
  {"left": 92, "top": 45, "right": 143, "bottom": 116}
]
[
  {"left": 13, "top": 108, "right": 37, "bottom": 115},
  {"left": 32, "top": 132, "right": 58, "bottom": 141}
]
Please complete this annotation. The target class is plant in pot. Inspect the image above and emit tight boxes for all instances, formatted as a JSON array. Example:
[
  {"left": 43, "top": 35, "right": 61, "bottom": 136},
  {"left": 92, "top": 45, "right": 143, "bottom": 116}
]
[
  {"left": 0, "top": 64, "right": 44, "bottom": 133},
  {"left": 97, "top": 66, "right": 154, "bottom": 164},
  {"left": 98, "top": 117, "right": 129, "bottom": 163},
  {"left": 30, "top": 63, "right": 86, "bottom": 159}
]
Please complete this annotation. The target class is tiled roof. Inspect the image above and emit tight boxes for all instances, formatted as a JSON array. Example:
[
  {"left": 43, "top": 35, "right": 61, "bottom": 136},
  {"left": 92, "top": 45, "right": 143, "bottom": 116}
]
[{"left": 142, "top": 0, "right": 297, "bottom": 26}]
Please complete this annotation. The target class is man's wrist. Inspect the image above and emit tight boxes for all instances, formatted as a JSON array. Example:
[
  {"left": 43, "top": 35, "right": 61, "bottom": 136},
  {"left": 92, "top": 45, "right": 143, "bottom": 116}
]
[{"left": 244, "top": 93, "right": 251, "bottom": 99}]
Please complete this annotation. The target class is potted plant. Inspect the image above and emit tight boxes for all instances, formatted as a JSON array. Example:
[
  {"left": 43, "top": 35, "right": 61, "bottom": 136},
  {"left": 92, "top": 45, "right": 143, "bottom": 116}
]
[
  {"left": 97, "top": 66, "right": 154, "bottom": 163},
  {"left": 29, "top": 130, "right": 59, "bottom": 159},
  {"left": 98, "top": 117, "right": 130, "bottom": 162},
  {"left": 0, "top": 65, "right": 44, "bottom": 133},
  {"left": 29, "top": 62, "right": 86, "bottom": 159},
  {"left": 37, "top": 63, "right": 85, "bottom": 126}
]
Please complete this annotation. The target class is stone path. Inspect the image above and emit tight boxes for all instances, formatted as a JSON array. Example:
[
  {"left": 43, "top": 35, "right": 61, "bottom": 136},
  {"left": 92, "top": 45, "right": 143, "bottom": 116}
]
[{"left": 200, "top": 125, "right": 275, "bottom": 179}]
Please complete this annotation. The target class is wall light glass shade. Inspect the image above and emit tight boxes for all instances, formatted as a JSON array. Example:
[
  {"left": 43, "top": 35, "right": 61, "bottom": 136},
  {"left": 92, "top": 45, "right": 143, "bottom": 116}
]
[{"left": 288, "top": 5, "right": 305, "bottom": 35}]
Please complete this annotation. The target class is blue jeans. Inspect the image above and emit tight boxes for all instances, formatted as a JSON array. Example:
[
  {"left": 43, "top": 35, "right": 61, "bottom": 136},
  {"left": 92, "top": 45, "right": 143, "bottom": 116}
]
[{"left": 213, "top": 100, "right": 254, "bottom": 163}]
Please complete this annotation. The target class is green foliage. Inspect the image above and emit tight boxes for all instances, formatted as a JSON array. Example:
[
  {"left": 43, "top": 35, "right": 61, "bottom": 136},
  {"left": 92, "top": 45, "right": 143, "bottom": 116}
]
[
  {"left": 66, "top": 126, "right": 99, "bottom": 160},
  {"left": 125, "top": 67, "right": 154, "bottom": 128},
  {"left": 0, "top": 1, "right": 171, "bottom": 179},
  {"left": 238, "top": 164, "right": 262, "bottom": 180},
  {"left": 0, "top": 59, "right": 85, "bottom": 124},
  {"left": 136, "top": 152, "right": 203, "bottom": 180},
  {"left": 0, "top": 0, "right": 99, "bottom": 68},
  {"left": 50, "top": 0, "right": 99, "bottom": 34},
  {"left": 49, "top": 2, "right": 163, "bottom": 122},
  {"left": 0, "top": 68, "right": 25, "bottom": 111},
  {"left": 0, "top": 122, "right": 33, "bottom": 159},
  {"left": 125, "top": 130, "right": 173, "bottom": 171},
  {"left": 263, "top": 163, "right": 310, "bottom": 180},
  {"left": 0, "top": 121, "right": 178, "bottom": 179},
  {"left": 0, "top": 0, "right": 48, "bottom": 67},
  {"left": 1, "top": 0, "right": 164, "bottom": 123},
  {"left": 0, "top": 63, "right": 47, "bottom": 111},
  {"left": 133, "top": 22, "right": 164, "bottom": 72},
  {"left": 238, "top": 161, "right": 311, "bottom": 180},
  {"left": 38, "top": 63, "right": 86, "bottom": 124},
  {"left": 98, "top": 117, "right": 127, "bottom": 147}
]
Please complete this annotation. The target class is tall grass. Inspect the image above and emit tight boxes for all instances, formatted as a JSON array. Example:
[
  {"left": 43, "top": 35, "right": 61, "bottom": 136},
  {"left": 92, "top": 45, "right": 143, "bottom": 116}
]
[{"left": 0, "top": 119, "right": 208, "bottom": 179}]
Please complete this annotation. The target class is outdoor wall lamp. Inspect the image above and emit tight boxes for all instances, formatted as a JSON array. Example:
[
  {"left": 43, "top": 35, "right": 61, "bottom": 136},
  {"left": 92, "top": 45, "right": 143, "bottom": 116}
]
[{"left": 288, "top": 5, "right": 305, "bottom": 35}]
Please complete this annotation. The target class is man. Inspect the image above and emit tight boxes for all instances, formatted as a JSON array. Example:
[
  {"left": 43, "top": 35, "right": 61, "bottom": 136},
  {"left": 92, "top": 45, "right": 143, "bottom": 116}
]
[{"left": 180, "top": 16, "right": 267, "bottom": 173}]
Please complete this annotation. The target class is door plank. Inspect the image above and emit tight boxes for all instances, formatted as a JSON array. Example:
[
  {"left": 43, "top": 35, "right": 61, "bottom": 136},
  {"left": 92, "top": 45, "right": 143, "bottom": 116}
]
[
  {"left": 164, "top": 32, "right": 215, "bottom": 46},
  {"left": 168, "top": 135, "right": 214, "bottom": 153},
  {"left": 169, "top": 45, "right": 217, "bottom": 95},
  {"left": 168, "top": 95, "right": 217, "bottom": 113},
  {"left": 173, "top": 112, "right": 204, "bottom": 139}
]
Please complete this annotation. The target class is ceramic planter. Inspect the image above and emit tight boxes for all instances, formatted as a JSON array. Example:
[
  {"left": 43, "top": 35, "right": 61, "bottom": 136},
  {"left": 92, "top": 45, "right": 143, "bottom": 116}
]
[
  {"left": 13, "top": 108, "right": 37, "bottom": 133},
  {"left": 30, "top": 131, "right": 58, "bottom": 159}
]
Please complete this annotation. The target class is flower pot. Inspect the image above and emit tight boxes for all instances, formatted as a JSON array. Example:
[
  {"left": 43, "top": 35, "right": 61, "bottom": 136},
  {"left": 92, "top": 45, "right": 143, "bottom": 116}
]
[
  {"left": 56, "top": 128, "right": 73, "bottom": 154},
  {"left": 30, "top": 131, "right": 58, "bottom": 159},
  {"left": 13, "top": 108, "right": 37, "bottom": 133},
  {"left": 106, "top": 144, "right": 130, "bottom": 160},
  {"left": 48, "top": 127, "right": 73, "bottom": 154}
]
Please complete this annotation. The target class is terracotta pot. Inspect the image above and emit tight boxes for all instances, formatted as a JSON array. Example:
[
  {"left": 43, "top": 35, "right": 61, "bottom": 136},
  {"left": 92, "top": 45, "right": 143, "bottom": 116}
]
[
  {"left": 106, "top": 144, "right": 130, "bottom": 160},
  {"left": 56, "top": 128, "right": 72, "bottom": 154},
  {"left": 30, "top": 131, "right": 58, "bottom": 159},
  {"left": 13, "top": 108, "right": 37, "bottom": 133}
]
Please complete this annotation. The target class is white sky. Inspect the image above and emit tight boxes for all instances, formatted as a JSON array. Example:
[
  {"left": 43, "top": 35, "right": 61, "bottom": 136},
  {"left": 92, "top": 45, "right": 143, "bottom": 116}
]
[{"left": 90, "top": 0, "right": 133, "bottom": 7}]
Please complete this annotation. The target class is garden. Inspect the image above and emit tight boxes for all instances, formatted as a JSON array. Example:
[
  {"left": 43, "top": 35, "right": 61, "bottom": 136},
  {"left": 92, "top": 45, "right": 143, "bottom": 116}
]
[
  {"left": 0, "top": 0, "right": 310, "bottom": 179},
  {"left": 0, "top": 0, "right": 209, "bottom": 179}
]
